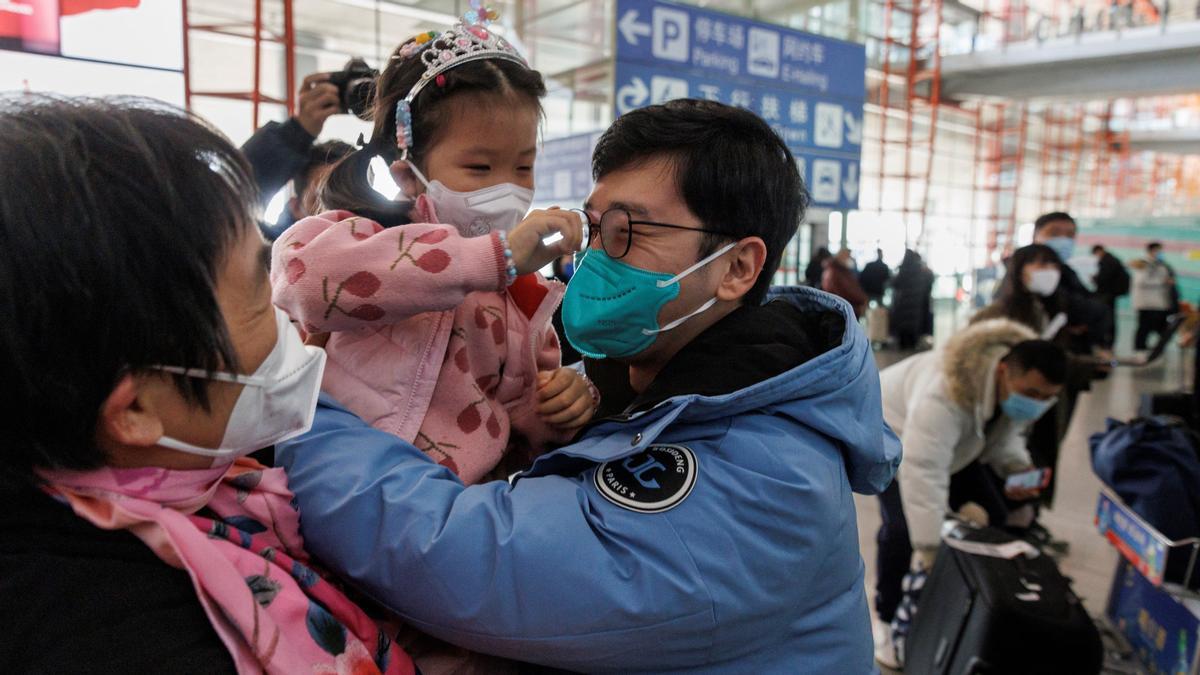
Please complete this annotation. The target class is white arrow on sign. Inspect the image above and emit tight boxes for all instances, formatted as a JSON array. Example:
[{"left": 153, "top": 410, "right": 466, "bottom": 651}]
[
  {"left": 844, "top": 112, "right": 863, "bottom": 146},
  {"left": 619, "top": 10, "right": 652, "bottom": 46},
  {"left": 617, "top": 77, "right": 649, "bottom": 114},
  {"left": 843, "top": 163, "right": 860, "bottom": 202}
]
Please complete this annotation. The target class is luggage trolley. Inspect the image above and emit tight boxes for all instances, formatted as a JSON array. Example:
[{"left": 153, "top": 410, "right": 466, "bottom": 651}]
[{"left": 1096, "top": 487, "right": 1200, "bottom": 674}]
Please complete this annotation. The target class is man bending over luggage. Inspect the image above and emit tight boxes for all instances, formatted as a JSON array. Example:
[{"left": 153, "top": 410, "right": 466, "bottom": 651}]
[{"left": 873, "top": 319, "right": 1066, "bottom": 669}]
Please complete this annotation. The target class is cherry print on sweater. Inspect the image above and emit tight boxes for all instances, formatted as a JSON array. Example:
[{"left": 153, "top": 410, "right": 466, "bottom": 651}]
[
  {"left": 269, "top": 211, "right": 572, "bottom": 486},
  {"left": 321, "top": 272, "right": 386, "bottom": 322},
  {"left": 416, "top": 431, "right": 460, "bottom": 474},
  {"left": 286, "top": 258, "right": 306, "bottom": 284},
  {"left": 390, "top": 230, "right": 452, "bottom": 274},
  {"left": 347, "top": 217, "right": 372, "bottom": 241},
  {"left": 457, "top": 396, "right": 487, "bottom": 433}
]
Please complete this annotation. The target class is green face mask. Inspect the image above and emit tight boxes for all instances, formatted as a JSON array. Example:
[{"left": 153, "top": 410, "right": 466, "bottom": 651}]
[{"left": 561, "top": 243, "right": 736, "bottom": 360}]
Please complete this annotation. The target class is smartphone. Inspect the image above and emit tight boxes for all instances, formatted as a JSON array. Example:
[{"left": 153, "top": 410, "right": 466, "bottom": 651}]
[{"left": 1005, "top": 468, "right": 1052, "bottom": 491}]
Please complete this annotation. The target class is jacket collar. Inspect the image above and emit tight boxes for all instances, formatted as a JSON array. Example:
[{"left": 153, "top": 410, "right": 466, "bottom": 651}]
[{"left": 524, "top": 288, "right": 848, "bottom": 473}]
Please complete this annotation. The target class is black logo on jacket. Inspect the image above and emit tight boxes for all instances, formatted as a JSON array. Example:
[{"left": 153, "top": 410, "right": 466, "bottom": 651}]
[{"left": 593, "top": 444, "right": 698, "bottom": 513}]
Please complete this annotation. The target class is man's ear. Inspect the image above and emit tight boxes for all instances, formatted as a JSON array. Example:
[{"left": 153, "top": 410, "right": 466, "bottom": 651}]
[
  {"left": 95, "top": 374, "right": 165, "bottom": 449},
  {"left": 390, "top": 160, "right": 424, "bottom": 198},
  {"left": 716, "top": 237, "right": 767, "bottom": 303}
]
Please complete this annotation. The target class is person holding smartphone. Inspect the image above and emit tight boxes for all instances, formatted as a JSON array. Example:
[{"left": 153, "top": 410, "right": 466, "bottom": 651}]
[{"left": 873, "top": 319, "right": 1066, "bottom": 669}]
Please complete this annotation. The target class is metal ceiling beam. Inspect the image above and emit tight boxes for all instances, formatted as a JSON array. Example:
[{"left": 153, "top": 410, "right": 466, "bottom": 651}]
[{"left": 938, "top": 21, "right": 1200, "bottom": 101}]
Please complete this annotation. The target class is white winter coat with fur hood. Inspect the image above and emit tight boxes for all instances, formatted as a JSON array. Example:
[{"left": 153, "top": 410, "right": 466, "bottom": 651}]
[{"left": 880, "top": 319, "right": 1038, "bottom": 550}]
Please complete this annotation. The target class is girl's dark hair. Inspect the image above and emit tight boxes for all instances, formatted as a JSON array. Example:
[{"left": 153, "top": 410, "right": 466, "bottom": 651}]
[
  {"left": 990, "top": 243, "right": 1064, "bottom": 328},
  {"left": 320, "top": 36, "right": 547, "bottom": 226},
  {"left": 0, "top": 95, "right": 256, "bottom": 483}
]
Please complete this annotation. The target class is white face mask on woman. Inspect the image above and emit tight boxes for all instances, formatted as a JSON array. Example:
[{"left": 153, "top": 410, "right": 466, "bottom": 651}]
[
  {"left": 409, "top": 163, "right": 533, "bottom": 237},
  {"left": 155, "top": 307, "right": 327, "bottom": 465},
  {"left": 1026, "top": 268, "right": 1061, "bottom": 297}
]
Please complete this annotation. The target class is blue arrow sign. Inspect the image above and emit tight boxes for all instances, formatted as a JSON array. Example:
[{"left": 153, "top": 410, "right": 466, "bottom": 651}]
[{"left": 613, "top": 0, "right": 866, "bottom": 210}]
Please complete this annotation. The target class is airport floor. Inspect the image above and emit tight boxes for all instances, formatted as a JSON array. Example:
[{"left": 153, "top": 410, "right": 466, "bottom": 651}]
[{"left": 858, "top": 308, "right": 1196, "bottom": 674}]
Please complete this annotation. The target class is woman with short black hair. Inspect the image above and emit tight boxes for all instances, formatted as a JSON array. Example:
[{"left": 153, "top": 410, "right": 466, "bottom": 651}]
[{"left": 0, "top": 95, "right": 412, "bottom": 675}]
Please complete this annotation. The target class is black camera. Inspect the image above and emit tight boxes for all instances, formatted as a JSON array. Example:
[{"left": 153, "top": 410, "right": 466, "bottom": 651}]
[{"left": 327, "top": 58, "right": 378, "bottom": 120}]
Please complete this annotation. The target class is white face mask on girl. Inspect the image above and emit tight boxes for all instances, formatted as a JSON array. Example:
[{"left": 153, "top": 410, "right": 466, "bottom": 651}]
[
  {"left": 155, "top": 307, "right": 327, "bottom": 465},
  {"left": 1026, "top": 268, "right": 1062, "bottom": 297},
  {"left": 409, "top": 163, "right": 533, "bottom": 237}
]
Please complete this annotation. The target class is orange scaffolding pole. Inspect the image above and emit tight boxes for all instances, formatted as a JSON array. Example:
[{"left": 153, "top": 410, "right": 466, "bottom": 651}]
[{"left": 182, "top": 0, "right": 296, "bottom": 129}]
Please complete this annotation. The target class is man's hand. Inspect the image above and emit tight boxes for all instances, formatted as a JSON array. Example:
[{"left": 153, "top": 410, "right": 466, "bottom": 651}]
[
  {"left": 297, "top": 73, "right": 340, "bottom": 138},
  {"left": 912, "top": 548, "right": 937, "bottom": 572},
  {"left": 508, "top": 208, "right": 584, "bottom": 275},
  {"left": 536, "top": 368, "right": 596, "bottom": 431},
  {"left": 1092, "top": 347, "right": 1115, "bottom": 372}
]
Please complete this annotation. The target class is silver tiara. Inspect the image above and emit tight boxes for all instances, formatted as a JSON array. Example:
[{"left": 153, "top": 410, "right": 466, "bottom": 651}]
[{"left": 395, "top": 4, "right": 528, "bottom": 157}]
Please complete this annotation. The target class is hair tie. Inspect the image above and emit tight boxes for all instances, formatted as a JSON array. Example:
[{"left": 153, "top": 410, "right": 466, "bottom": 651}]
[{"left": 435, "top": 74, "right": 447, "bottom": 87}]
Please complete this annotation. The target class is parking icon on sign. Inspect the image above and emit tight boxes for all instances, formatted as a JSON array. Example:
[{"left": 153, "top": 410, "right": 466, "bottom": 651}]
[{"left": 652, "top": 7, "right": 690, "bottom": 62}]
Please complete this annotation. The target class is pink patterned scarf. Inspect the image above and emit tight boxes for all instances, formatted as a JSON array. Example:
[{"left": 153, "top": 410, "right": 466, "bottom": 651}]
[{"left": 38, "top": 459, "right": 414, "bottom": 675}]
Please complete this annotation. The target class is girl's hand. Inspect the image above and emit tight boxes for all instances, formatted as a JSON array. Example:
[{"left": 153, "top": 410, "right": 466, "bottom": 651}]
[
  {"left": 536, "top": 367, "right": 596, "bottom": 431},
  {"left": 508, "top": 208, "right": 584, "bottom": 275}
]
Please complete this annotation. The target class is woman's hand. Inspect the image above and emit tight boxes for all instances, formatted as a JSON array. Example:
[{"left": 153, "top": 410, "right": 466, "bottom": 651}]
[
  {"left": 536, "top": 367, "right": 596, "bottom": 431},
  {"left": 508, "top": 208, "right": 584, "bottom": 275}
]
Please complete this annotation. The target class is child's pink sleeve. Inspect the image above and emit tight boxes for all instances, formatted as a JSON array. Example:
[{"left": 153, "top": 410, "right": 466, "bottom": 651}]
[{"left": 271, "top": 211, "right": 508, "bottom": 332}]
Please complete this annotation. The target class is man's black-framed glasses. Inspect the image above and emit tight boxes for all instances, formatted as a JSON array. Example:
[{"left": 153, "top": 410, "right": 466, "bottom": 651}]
[{"left": 579, "top": 208, "right": 735, "bottom": 260}]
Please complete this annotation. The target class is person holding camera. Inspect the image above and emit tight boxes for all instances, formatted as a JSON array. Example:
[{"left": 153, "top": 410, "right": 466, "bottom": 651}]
[{"left": 241, "top": 71, "right": 345, "bottom": 237}]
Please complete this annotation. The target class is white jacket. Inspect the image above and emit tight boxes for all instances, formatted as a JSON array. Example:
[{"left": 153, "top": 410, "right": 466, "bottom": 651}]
[
  {"left": 1132, "top": 259, "right": 1174, "bottom": 311},
  {"left": 880, "top": 319, "right": 1037, "bottom": 550}
]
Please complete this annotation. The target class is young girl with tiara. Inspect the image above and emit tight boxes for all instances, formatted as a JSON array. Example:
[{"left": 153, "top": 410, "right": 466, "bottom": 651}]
[{"left": 271, "top": 6, "right": 594, "bottom": 489}]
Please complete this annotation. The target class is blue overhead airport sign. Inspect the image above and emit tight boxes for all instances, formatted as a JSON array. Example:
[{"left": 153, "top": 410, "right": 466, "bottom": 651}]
[
  {"left": 613, "top": 0, "right": 866, "bottom": 210},
  {"left": 534, "top": 131, "right": 603, "bottom": 208}
]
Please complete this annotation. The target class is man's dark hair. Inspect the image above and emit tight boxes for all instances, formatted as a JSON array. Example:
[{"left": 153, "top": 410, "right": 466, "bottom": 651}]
[
  {"left": 1002, "top": 339, "right": 1067, "bottom": 385},
  {"left": 296, "top": 140, "right": 354, "bottom": 200},
  {"left": 1092, "top": 244, "right": 1105, "bottom": 254},
  {"left": 0, "top": 95, "right": 257, "bottom": 482},
  {"left": 592, "top": 99, "right": 809, "bottom": 305},
  {"left": 1147, "top": 241, "right": 1163, "bottom": 252},
  {"left": 1034, "top": 211, "right": 1075, "bottom": 232}
]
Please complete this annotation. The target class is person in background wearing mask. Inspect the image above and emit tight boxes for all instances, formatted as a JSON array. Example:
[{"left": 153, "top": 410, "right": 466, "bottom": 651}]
[
  {"left": 1131, "top": 241, "right": 1179, "bottom": 352},
  {"left": 1092, "top": 244, "right": 1131, "bottom": 348},
  {"left": 275, "top": 99, "right": 901, "bottom": 673},
  {"left": 973, "top": 244, "right": 1108, "bottom": 521},
  {"left": 242, "top": 73, "right": 342, "bottom": 231},
  {"left": 1032, "top": 211, "right": 1114, "bottom": 351},
  {"left": 0, "top": 96, "right": 414, "bottom": 674},
  {"left": 860, "top": 248, "right": 892, "bottom": 306},
  {"left": 823, "top": 248, "right": 870, "bottom": 318},
  {"left": 873, "top": 322, "right": 1066, "bottom": 670}
]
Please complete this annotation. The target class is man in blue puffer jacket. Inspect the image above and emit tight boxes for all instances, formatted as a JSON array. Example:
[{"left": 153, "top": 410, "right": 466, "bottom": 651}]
[{"left": 277, "top": 99, "right": 901, "bottom": 673}]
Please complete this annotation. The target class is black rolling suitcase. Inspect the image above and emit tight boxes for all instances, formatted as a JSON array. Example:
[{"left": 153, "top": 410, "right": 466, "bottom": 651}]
[
  {"left": 905, "top": 526, "right": 1102, "bottom": 675},
  {"left": 1139, "top": 392, "right": 1198, "bottom": 431}
]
